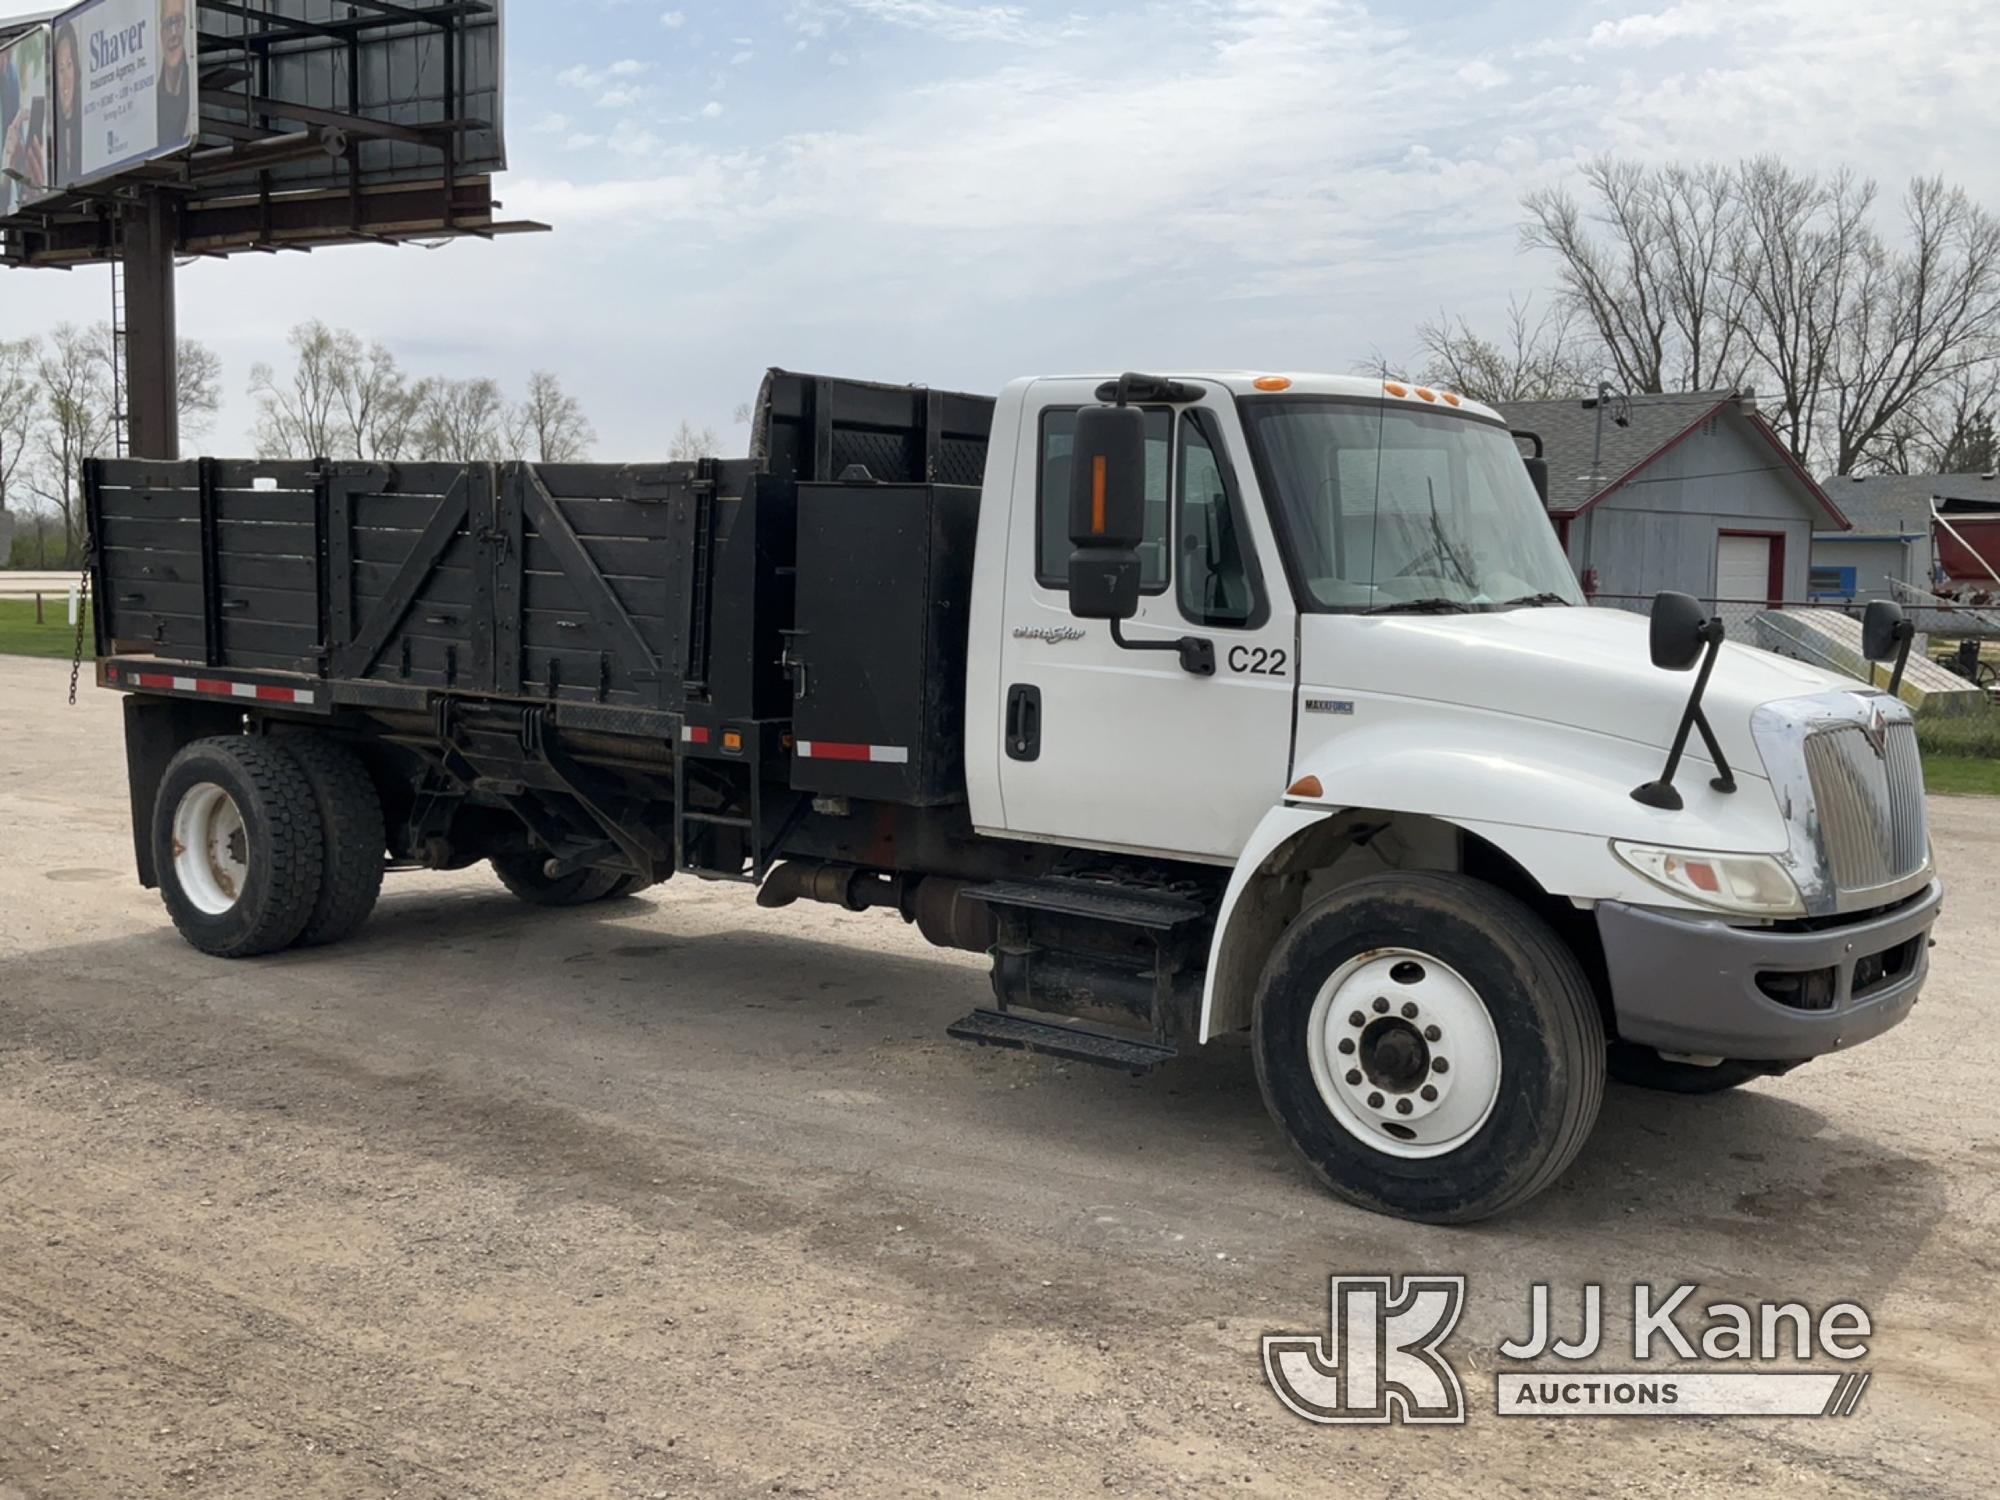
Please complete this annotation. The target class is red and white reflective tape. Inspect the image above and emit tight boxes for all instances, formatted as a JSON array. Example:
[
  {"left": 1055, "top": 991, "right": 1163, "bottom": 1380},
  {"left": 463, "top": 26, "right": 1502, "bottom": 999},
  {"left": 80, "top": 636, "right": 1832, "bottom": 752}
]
[
  {"left": 794, "top": 740, "right": 910, "bottom": 765},
  {"left": 112, "top": 667, "right": 318, "bottom": 707},
  {"left": 680, "top": 725, "right": 713, "bottom": 746}
]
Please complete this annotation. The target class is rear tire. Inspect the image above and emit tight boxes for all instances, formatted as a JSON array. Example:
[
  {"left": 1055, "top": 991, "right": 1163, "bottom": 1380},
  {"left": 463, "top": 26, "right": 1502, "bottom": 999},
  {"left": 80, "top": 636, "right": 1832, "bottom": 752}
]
[
  {"left": 492, "top": 853, "right": 626, "bottom": 907},
  {"left": 1608, "top": 1044, "right": 1777, "bottom": 1095},
  {"left": 1252, "top": 872, "right": 1605, "bottom": 1224},
  {"left": 280, "top": 735, "right": 386, "bottom": 948},
  {"left": 153, "top": 737, "right": 324, "bottom": 959}
]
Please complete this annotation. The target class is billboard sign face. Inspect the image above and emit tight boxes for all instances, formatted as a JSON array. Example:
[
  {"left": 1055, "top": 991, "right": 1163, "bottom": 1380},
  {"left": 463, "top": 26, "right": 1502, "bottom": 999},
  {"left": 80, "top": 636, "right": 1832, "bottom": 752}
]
[
  {"left": 50, "top": 0, "right": 197, "bottom": 189},
  {"left": 1, "top": 25, "right": 55, "bottom": 216}
]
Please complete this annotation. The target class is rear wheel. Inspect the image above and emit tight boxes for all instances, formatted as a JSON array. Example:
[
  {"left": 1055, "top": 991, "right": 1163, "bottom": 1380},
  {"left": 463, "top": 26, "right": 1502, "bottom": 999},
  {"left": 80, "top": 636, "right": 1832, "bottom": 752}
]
[
  {"left": 492, "top": 853, "right": 631, "bottom": 907},
  {"left": 1608, "top": 1044, "right": 1779, "bottom": 1095},
  {"left": 153, "top": 738, "right": 324, "bottom": 959},
  {"left": 280, "top": 735, "right": 386, "bottom": 949},
  {"left": 1253, "top": 873, "right": 1605, "bottom": 1224}
]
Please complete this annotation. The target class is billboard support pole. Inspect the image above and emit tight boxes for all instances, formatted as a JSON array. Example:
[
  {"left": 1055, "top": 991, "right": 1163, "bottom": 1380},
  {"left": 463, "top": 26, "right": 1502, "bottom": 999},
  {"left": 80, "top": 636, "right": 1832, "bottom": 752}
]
[{"left": 122, "top": 188, "right": 179, "bottom": 462}]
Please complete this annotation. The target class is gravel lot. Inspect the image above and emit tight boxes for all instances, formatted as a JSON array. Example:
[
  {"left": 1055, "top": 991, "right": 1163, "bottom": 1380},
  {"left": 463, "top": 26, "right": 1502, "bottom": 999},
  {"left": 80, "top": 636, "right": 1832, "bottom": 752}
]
[{"left": 2, "top": 653, "right": 1996, "bottom": 1498}]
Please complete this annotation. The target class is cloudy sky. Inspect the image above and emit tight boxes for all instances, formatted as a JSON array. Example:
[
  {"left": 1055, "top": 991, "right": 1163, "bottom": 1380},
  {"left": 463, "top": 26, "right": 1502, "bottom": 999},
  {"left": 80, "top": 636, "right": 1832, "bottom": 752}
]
[{"left": 3, "top": 0, "right": 1997, "bottom": 456}]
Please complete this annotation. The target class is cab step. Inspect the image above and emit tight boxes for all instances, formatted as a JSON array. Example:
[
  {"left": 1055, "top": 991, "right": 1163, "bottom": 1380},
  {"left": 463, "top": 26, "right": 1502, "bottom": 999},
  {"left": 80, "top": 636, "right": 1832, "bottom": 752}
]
[
  {"left": 946, "top": 1008, "right": 1178, "bottom": 1075},
  {"left": 962, "top": 877, "right": 1207, "bottom": 931}
]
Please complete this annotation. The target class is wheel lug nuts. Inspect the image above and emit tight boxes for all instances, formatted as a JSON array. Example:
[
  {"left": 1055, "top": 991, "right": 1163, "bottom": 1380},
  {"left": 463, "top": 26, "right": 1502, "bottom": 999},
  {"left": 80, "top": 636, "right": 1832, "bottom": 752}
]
[
  {"left": 1395, "top": 1098, "right": 1413, "bottom": 1115},
  {"left": 1424, "top": 1025, "right": 1441, "bottom": 1042},
  {"left": 1401, "top": 1002, "right": 1419, "bottom": 1019},
  {"left": 1346, "top": 1070, "right": 1363, "bottom": 1086},
  {"left": 1367, "top": 1092, "right": 1385, "bottom": 1109},
  {"left": 1337, "top": 1038, "right": 1355, "bottom": 1055},
  {"left": 1372, "top": 998, "right": 1390, "bottom": 1014},
  {"left": 1433, "top": 1058, "right": 1450, "bottom": 1074},
  {"left": 1421, "top": 1084, "right": 1438, "bottom": 1102},
  {"left": 1349, "top": 1011, "right": 1365, "bottom": 1028}
]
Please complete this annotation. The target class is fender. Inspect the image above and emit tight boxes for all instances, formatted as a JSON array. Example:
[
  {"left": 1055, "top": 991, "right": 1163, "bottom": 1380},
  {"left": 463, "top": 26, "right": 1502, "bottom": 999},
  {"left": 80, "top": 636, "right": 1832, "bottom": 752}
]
[{"left": 1197, "top": 708, "right": 1791, "bottom": 1043}]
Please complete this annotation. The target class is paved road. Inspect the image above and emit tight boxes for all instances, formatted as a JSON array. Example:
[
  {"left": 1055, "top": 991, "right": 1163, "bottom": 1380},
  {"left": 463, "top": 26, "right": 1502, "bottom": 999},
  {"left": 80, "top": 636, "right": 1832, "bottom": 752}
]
[{"left": 0, "top": 654, "right": 1995, "bottom": 1498}]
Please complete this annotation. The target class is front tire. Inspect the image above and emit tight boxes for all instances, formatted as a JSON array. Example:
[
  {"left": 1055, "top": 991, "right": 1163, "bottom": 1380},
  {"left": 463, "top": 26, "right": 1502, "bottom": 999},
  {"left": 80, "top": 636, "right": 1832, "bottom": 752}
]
[
  {"left": 153, "top": 737, "right": 325, "bottom": 959},
  {"left": 1252, "top": 873, "right": 1605, "bottom": 1224}
]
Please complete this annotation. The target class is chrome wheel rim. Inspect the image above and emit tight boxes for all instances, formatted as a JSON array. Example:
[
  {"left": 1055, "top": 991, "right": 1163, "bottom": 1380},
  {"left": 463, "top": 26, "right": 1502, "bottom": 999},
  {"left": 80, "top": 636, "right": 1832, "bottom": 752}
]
[
  {"left": 172, "top": 782, "right": 249, "bottom": 916},
  {"left": 1305, "top": 948, "right": 1503, "bottom": 1159}
]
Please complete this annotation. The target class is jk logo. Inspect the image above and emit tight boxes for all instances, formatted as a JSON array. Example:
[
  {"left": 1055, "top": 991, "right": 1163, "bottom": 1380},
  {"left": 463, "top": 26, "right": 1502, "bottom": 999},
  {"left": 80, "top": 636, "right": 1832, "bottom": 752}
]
[{"left": 1263, "top": 1275, "right": 1468, "bottom": 1425}]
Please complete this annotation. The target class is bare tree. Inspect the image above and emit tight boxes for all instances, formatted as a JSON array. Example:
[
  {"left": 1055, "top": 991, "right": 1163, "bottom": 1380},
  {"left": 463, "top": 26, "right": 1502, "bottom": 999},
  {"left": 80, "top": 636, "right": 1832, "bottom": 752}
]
[
  {"left": 1, "top": 335, "right": 39, "bottom": 509},
  {"left": 26, "top": 324, "right": 116, "bottom": 565},
  {"left": 410, "top": 376, "right": 516, "bottom": 462},
  {"left": 1417, "top": 295, "right": 1595, "bottom": 403},
  {"left": 517, "top": 370, "right": 595, "bottom": 463},
  {"left": 176, "top": 337, "right": 223, "bottom": 439},
  {"left": 1522, "top": 158, "right": 1752, "bottom": 395},
  {"left": 335, "top": 339, "right": 418, "bottom": 461},
  {"left": 249, "top": 321, "right": 350, "bottom": 459},
  {"left": 1875, "top": 359, "right": 2000, "bottom": 474},
  {"left": 668, "top": 418, "right": 721, "bottom": 461}
]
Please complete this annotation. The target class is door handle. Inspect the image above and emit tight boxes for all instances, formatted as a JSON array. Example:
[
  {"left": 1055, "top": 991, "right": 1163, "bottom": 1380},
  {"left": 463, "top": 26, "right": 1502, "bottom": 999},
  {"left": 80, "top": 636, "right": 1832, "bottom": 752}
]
[{"left": 1006, "top": 684, "right": 1042, "bottom": 762}]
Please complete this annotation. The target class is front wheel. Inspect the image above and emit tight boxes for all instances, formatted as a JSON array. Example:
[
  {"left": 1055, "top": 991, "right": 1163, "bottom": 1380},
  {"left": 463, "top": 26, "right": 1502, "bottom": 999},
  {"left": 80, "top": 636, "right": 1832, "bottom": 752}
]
[{"left": 1252, "top": 873, "right": 1605, "bottom": 1224}]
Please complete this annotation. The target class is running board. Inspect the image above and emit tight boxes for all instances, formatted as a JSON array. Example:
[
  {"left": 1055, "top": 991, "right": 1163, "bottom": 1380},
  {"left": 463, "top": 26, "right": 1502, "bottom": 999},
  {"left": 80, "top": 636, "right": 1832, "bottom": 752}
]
[{"left": 946, "top": 1009, "right": 1178, "bottom": 1075}]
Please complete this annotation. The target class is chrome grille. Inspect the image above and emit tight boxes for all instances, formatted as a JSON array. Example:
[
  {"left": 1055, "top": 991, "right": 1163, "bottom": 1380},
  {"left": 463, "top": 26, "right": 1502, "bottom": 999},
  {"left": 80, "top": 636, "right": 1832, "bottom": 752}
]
[{"left": 1802, "top": 721, "right": 1929, "bottom": 896}]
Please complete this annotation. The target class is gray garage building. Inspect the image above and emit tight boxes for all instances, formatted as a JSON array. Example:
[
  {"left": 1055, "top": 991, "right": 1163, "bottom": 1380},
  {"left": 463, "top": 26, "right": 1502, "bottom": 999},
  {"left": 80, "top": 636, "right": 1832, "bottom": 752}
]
[{"left": 1497, "top": 391, "right": 1850, "bottom": 613}]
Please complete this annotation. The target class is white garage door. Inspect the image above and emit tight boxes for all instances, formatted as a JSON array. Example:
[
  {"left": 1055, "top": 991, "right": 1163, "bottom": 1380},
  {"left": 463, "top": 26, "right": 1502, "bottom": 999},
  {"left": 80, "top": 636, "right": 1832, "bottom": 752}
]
[{"left": 1717, "top": 534, "right": 1775, "bottom": 604}]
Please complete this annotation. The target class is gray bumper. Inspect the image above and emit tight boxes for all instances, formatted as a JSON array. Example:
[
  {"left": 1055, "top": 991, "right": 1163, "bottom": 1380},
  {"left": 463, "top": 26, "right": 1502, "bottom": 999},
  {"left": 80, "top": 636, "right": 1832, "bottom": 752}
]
[{"left": 1596, "top": 881, "right": 1943, "bottom": 1062}]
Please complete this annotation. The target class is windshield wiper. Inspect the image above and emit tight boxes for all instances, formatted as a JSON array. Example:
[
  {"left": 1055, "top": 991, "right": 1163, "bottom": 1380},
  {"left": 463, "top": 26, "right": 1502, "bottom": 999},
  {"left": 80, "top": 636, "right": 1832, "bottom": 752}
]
[
  {"left": 1498, "top": 592, "right": 1573, "bottom": 609},
  {"left": 1363, "top": 597, "right": 1473, "bottom": 616}
]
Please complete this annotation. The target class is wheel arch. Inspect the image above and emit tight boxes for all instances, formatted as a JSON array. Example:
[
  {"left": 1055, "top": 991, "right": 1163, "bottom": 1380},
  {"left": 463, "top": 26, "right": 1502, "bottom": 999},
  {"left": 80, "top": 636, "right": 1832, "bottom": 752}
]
[{"left": 1199, "top": 805, "right": 1611, "bottom": 1043}]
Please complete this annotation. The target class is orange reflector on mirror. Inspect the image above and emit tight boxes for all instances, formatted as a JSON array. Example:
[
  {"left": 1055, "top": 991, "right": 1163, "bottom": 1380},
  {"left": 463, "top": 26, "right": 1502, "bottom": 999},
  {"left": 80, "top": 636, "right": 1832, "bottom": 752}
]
[
  {"left": 1091, "top": 454, "right": 1108, "bottom": 535},
  {"left": 1254, "top": 376, "right": 1292, "bottom": 392},
  {"left": 1288, "top": 775, "right": 1324, "bottom": 799}
]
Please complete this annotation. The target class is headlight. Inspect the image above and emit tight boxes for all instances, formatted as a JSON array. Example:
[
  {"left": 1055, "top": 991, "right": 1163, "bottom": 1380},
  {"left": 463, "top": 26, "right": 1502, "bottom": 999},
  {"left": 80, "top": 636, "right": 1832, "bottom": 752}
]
[{"left": 1612, "top": 842, "right": 1805, "bottom": 916}]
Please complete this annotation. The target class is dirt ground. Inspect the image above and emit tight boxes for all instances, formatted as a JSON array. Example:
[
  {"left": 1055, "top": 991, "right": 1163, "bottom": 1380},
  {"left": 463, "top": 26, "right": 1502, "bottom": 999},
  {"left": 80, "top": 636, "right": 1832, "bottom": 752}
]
[{"left": 1, "top": 652, "right": 1995, "bottom": 1498}]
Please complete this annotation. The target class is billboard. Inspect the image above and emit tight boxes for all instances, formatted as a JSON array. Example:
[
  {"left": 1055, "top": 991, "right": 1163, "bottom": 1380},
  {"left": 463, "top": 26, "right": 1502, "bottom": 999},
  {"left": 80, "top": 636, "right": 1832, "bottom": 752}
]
[
  {"left": 50, "top": 0, "right": 197, "bottom": 189},
  {"left": 0, "top": 25, "right": 54, "bottom": 215}
]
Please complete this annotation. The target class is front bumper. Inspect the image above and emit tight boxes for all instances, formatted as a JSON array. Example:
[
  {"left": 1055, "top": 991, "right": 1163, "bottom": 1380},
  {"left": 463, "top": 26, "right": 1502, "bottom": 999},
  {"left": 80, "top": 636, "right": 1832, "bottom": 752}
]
[{"left": 1596, "top": 881, "right": 1943, "bottom": 1061}]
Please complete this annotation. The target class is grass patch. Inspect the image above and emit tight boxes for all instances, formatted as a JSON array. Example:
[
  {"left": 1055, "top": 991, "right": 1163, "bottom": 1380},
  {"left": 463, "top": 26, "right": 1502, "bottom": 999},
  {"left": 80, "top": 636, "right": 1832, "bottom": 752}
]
[
  {"left": 1922, "top": 755, "right": 2000, "bottom": 797},
  {"left": 1914, "top": 707, "right": 2000, "bottom": 760},
  {"left": 0, "top": 598, "right": 94, "bottom": 660}
]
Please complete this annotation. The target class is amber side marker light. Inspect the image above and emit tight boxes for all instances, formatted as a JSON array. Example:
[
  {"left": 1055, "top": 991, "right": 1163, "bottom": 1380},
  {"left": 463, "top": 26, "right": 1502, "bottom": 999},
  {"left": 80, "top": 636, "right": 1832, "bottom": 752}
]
[
  {"left": 1287, "top": 775, "right": 1325, "bottom": 799},
  {"left": 1254, "top": 375, "right": 1293, "bottom": 392}
]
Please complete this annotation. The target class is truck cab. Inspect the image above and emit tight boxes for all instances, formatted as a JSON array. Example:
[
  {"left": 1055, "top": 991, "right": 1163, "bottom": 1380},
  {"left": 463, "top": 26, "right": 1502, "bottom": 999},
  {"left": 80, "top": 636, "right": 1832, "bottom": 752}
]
[{"left": 89, "top": 367, "right": 1943, "bottom": 1224}]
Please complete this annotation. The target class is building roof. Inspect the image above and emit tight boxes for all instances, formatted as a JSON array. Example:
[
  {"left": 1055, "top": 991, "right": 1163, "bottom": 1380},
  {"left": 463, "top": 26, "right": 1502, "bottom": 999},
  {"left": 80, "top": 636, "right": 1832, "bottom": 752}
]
[
  {"left": 1495, "top": 390, "right": 1849, "bottom": 529},
  {"left": 1821, "top": 471, "right": 2000, "bottom": 536}
]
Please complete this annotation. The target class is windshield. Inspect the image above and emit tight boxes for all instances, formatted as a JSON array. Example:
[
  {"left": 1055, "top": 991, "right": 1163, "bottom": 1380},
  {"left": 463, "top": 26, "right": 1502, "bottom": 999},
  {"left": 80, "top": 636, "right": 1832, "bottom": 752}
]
[{"left": 1240, "top": 398, "right": 1584, "bottom": 613}]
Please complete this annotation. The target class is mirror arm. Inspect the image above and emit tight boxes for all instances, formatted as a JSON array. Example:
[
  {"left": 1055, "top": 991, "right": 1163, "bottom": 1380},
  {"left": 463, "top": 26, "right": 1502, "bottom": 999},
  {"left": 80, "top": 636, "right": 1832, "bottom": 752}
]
[
  {"left": 1632, "top": 626, "right": 1734, "bottom": 810},
  {"left": 1109, "top": 619, "right": 1217, "bottom": 677},
  {"left": 1887, "top": 625, "right": 1915, "bottom": 698}
]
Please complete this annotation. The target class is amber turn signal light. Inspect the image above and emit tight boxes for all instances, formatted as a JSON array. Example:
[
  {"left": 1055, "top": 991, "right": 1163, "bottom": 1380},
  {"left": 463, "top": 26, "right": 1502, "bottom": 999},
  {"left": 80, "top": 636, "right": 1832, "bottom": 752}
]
[{"left": 1287, "top": 775, "right": 1324, "bottom": 800}]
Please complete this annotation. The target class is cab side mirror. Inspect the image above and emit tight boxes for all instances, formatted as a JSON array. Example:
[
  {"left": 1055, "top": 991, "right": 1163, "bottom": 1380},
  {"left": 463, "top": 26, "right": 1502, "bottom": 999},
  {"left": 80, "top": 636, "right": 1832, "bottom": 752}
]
[
  {"left": 1524, "top": 456, "right": 1550, "bottom": 507},
  {"left": 1863, "top": 600, "right": 1910, "bottom": 663},
  {"left": 1066, "top": 404, "right": 1147, "bottom": 622},
  {"left": 1649, "top": 590, "right": 1717, "bottom": 672}
]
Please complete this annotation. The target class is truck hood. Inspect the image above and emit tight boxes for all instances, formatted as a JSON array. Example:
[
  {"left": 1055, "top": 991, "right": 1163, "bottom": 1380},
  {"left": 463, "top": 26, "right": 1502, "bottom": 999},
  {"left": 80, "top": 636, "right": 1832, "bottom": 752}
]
[{"left": 1301, "top": 606, "right": 1854, "bottom": 776}]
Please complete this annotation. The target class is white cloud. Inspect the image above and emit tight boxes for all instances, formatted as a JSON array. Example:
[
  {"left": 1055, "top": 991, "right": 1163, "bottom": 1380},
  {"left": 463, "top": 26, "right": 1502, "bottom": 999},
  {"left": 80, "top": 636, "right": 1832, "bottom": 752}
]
[{"left": 660, "top": 9, "right": 686, "bottom": 27}]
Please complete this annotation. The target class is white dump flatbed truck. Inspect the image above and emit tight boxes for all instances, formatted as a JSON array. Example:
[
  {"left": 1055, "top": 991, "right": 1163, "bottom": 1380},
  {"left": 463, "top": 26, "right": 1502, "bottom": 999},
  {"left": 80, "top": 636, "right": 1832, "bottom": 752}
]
[{"left": 87, "top": 368, "right": 1941, "bottom": 1221}]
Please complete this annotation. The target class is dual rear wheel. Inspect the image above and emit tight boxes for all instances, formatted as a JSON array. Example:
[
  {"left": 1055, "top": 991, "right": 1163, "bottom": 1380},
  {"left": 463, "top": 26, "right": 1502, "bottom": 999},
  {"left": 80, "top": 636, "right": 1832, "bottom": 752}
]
[{"left": 155, "top": 734, "right": 643, "bottom": 958}]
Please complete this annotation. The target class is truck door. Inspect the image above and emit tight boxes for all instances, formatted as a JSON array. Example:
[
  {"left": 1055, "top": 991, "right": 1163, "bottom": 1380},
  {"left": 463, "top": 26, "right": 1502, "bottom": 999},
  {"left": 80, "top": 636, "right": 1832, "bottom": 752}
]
[{"left": 993, "top": 385, "right": 1296, "bottom": 861}]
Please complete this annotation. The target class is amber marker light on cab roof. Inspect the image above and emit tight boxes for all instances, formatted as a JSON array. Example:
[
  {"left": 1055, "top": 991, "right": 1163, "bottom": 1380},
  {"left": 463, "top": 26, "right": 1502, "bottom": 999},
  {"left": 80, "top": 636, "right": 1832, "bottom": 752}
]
[
  {"left": 1288, "top": 775, "right": 1325, "bottom": 800},
  {"left": 1254, "top": 376, "right": 1293, "bottom": 392},
  {"left": 1384, "top": 382, "right": 1408, "bottom": 398},
  {"left": 1415, "top": 387, "right": 1438, "bottom": 402}
]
